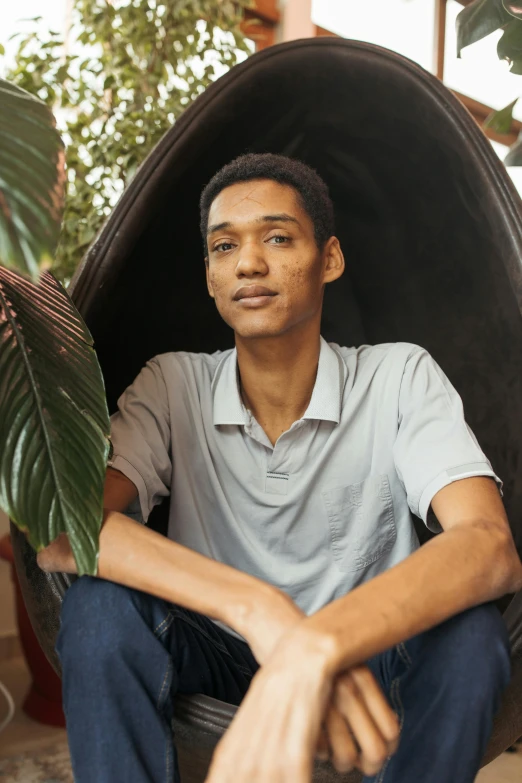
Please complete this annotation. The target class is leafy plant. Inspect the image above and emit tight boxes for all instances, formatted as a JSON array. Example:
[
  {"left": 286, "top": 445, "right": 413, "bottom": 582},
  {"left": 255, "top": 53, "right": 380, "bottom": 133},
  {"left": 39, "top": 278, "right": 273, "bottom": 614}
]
[
  {"left": 457, "top": 0, "right": 522, "bottom": 163},
  {"left": 0, "top": 78, "right": 110, "bottom": 575},
  {"left": 5, "top": 0, "right": 252, "bottom": 284},
  {"left": 0, "top": 1, "right": 251, "bottom": 575}
]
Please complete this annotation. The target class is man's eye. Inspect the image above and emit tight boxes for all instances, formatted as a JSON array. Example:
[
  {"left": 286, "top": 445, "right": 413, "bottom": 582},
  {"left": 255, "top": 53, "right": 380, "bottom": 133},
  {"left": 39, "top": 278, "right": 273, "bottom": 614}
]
[
  {"left": 214, "top": 242, "right": 234, "bottom": 252},
  {"left": 268, "top": 235, "right": 290, "bottom": 244}
]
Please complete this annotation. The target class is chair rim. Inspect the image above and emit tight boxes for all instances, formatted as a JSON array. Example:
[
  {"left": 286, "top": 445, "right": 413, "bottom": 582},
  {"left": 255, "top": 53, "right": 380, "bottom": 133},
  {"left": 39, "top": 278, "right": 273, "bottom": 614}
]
[{"left": 68, "top": 37, "right": 522, "bottom": 321}]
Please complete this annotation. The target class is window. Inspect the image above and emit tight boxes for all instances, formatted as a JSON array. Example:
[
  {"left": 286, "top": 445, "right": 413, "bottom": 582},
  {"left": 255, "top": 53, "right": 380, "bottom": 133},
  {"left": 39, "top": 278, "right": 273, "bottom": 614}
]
[{"left": 311, "top": 0, "right": 437, "bottom": 73}]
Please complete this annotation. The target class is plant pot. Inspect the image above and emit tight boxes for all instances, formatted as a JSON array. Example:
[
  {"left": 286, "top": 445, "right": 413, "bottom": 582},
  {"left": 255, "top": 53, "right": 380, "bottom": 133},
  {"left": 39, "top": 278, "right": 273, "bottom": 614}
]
[{"left": 0, "top": 534, "right": 65, "bottom": 727}]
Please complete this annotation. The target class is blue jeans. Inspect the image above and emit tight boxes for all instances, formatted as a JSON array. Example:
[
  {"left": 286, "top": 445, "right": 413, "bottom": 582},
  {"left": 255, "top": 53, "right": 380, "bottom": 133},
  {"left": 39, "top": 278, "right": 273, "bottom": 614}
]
[{"left": 57, "top": 577, "right": 511, "bottom": 783}]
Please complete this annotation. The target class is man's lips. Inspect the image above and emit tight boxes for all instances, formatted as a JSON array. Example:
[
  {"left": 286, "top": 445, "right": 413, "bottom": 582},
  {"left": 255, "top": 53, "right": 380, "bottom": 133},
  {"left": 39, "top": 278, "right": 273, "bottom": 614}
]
[{"left": 233, "top": 285, "right": 278, "bottom": 301}]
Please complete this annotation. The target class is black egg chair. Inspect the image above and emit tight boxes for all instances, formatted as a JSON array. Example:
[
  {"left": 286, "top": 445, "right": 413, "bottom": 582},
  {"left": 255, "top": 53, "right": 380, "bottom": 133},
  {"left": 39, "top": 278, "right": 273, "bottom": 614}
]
[{"left": 11, "top": 37, "right": 522, "bottom": 780}]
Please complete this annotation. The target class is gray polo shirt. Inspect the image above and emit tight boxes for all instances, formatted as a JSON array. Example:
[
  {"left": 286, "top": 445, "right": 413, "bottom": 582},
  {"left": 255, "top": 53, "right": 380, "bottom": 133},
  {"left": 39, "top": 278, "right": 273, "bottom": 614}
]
[{"left": 108, "top": 339, "right": 502, "bottom": 635}]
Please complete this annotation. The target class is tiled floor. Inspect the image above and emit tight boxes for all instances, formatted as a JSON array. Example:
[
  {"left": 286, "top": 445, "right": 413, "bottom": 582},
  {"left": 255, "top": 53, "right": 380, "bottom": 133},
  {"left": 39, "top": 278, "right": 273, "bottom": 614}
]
[{"left": 0, "top": 656, "right": 521, "bottom": 781}]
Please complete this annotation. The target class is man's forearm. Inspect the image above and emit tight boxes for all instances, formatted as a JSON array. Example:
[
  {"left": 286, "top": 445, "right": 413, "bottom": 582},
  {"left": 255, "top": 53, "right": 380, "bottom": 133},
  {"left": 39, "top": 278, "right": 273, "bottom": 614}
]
[
  {"left": 303, "top": 521, "right": 522, "bottom": 676},
  {"left": 96, "top": 509, "right": 284, "bottom": 638}
]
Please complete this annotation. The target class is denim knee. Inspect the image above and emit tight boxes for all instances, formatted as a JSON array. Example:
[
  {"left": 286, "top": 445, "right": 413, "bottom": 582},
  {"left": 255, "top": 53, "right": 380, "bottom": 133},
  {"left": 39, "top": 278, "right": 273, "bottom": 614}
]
[
  {"left": 452, "top": 603, "right": 509, "bottom": 661},
  {"left": 56, "top": 576, "right": 157, "bottom": 668},
  {"left": 429, "top": 603, "right": 511, "bottom": 697}
]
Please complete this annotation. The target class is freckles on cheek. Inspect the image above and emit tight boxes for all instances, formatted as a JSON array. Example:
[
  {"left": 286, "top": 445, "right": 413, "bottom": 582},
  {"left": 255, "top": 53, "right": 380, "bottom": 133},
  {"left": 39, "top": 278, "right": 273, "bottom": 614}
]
[
  {"left": 209, "top": 273, "right": 226, "bottom": 296},
  {"left": 285, "top": 264, "right": 308, "bottom": 293}
]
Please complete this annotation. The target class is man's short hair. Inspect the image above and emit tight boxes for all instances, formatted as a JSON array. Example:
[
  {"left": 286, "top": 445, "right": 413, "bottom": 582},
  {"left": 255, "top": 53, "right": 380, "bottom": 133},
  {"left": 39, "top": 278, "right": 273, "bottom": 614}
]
[{"left": 199, "top": 153, "right": 335, "bottom": 251}]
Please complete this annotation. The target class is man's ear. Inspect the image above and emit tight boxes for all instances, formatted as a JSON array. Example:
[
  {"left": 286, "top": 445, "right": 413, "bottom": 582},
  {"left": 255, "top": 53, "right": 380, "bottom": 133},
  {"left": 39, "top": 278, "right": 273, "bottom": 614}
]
[
  {"left": 205, "top": 259, "right": 215, "bottom": 299},
  {"left": 322, "top": 236, "right": 345, "bottom": 284}
]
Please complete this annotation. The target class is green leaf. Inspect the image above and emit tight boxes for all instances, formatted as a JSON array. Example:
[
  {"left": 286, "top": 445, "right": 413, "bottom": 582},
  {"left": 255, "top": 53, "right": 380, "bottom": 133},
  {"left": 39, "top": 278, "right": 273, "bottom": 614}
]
[
  {"left": 498, "top": 18, "right": 522, "bottom": 71},
  {"left": 0, "top": 79, "right": 65, "bottom": 281},
  {"left": 504, "top": 0, "right": 522, "bottom": 18},
  {"left": 0, "top": 44, "right": 5, "bottom": 56},
  {"left": 504, "top": 132, "right": 522, "bottom": 163},
  {"left": 484, "top": 98, "right": 519, "bottom": 132},
  {"left": 456, "top": 0, "right": 512, "bottom": 56},
  {"left": 0, "top": 267, "right": 110, "bottom": 575}
]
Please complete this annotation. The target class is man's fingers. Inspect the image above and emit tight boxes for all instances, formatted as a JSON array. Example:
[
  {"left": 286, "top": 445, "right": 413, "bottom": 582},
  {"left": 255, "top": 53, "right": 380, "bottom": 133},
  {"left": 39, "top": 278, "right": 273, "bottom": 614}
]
[
  {"left": 324, "top": 704, "right": 359, "bottom": 773},
  {"left": 333, "top": 676, "right": 389, "bottom": 777},
  {"left": 315, "top": 725, "right": 329, "bottom": 761},
  {"left": 350, "top": 666, "right": 400, "bottom": 754}
]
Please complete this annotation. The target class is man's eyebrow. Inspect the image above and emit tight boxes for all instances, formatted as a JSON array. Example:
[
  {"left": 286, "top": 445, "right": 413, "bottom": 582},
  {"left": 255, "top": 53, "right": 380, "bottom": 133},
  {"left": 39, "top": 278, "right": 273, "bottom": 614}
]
[
  {"left": 207, "top": 221, "right": 232, "bottom": 236},
  {"left": 256, "top": 213, "right": 300, "bottom": 226},
  {"left": 207, "top": 214, "right": 301, "bottom": 236}
]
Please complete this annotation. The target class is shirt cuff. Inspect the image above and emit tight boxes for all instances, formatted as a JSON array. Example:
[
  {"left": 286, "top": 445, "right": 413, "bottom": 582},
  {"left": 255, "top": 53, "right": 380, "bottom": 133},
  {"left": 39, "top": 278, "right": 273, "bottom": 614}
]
[
  {"left": 418, "top": 461, "right": 504, "bottom": 526},
  {"left": 108, "top": 454, "right": 151, "bottom": 524}
]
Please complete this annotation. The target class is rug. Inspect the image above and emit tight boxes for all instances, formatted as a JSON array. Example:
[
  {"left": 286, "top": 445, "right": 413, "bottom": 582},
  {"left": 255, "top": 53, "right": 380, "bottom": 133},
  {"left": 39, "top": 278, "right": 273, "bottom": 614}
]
[{"left": 0, "top": 740, "right": 73, "bottom": 782}]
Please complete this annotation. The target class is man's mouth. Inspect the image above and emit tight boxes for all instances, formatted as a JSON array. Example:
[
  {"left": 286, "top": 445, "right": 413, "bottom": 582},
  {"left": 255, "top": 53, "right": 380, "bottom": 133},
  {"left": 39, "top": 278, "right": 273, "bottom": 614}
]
[{"left": 233, "top": 285, "right": 278, "bottom": 301}]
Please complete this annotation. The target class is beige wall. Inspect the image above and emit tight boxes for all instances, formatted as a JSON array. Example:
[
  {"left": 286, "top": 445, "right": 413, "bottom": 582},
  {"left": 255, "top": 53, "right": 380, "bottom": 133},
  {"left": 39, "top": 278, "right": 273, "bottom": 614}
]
[
  {"left": 280, "top": 0, "right": 314, "bottom": 41},
  {"left": 0, "top": 509, "right": 17, "bottom": 637}
]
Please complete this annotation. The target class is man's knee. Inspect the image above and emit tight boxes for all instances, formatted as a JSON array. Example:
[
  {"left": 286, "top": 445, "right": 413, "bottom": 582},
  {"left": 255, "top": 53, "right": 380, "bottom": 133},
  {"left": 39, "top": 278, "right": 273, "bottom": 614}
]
[
  {"left": 421, "top": 603, "right": 511, "bottom": 699},
  {"left": 57, "top": 577, "right": 156, "bottom": 670},
  {"left": 447, "top": 603, "right": 509, "bottom": 665}
]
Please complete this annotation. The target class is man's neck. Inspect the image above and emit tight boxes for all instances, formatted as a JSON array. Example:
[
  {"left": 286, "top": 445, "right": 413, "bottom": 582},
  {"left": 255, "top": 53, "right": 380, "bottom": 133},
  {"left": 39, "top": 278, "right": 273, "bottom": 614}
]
[{"left": 236, "top": 323, "right": 321, "bottom": 447}]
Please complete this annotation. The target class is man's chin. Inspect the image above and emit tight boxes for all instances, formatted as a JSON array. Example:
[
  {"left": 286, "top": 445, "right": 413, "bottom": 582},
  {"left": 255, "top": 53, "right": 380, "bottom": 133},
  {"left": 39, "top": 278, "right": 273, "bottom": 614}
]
[
  {"left": 218, "top": 308, "right": 294, "bottom": 340},
  {"left": 230, "top": 318, "right": 291, "bottom": 340},
  {"left": 233, "top": 326, "right": 287, "bottom": 340}
]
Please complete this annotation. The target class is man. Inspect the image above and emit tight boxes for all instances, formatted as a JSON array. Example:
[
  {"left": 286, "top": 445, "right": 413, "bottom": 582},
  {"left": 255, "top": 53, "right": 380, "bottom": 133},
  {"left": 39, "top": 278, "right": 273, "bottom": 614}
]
[{"left": 38, "top": 153, "right": 522, "bottom": 783}]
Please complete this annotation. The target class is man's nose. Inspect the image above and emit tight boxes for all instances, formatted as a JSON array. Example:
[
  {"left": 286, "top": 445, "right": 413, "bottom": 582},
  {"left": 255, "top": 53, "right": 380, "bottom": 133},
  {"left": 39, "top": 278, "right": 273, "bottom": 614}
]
[{"left": 235, "top": 243, "right": 268, "bottom": 276}]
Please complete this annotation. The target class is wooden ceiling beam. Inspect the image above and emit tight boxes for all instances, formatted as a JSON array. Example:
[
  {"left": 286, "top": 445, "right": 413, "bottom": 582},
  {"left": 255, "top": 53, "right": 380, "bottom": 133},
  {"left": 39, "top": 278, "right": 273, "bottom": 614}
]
[
  {"left": 314, "top": 25, "right": 340, "bottom": 38},
  {"left": 246, "top": 0, "right": 280, "bottom": 24},
  {"left": 242, "top": 0, "right": 280, "bottom": 51},
  {"left": 434, "top": 0, "right": 447, "bottom": 80}
]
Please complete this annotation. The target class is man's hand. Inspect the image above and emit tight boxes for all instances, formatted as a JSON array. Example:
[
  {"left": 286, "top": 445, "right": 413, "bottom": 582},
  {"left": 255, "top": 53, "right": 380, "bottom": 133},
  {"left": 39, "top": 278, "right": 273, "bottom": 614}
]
[
  {"left": 36, "top": 533, "right": 77, "bottom": 574},
  {"left": 318, "top": 666, "right": 399, "bottom": 775},
  {"left": 206, "top": 626, "right": 400, "bottom": 783},
  {"left": 232, "top": 589, "right": 400, "bottom": 774},
  {"left": 206, "top": 629, "right": 332, "bottom": 783},
  {"left": 36, "top": 466, "right": 138, "bottom": 576}
]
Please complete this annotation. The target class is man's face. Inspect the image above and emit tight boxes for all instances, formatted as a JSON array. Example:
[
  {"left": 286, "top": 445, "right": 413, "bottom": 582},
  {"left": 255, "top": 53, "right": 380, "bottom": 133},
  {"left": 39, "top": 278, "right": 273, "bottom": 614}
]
[{"left": 205, "top": 179, "right": 344, "bottom": 340}]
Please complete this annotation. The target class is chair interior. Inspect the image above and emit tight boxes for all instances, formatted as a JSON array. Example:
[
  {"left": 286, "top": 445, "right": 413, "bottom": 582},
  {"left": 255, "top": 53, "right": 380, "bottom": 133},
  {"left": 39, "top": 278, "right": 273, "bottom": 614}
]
[{"left": 72, "top": 40, "right": 522, "bottom": 554}]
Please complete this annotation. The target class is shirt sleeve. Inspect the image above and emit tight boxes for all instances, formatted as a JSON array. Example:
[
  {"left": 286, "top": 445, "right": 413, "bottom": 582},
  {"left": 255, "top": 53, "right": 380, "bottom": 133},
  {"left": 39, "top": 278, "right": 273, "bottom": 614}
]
[
  {"left": 108, "top": 357, "right": 171, "bottom": 525},
  {"left": 392, "top": 347, "right": 503, "bottom": 532}
]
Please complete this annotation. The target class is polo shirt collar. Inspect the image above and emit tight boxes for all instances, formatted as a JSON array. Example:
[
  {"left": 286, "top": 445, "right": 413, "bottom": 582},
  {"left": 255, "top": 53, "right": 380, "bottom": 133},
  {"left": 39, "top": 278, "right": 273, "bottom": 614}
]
[
  {"left": 303, "top": 337, "right": 344, "bottom": 423},
  {"left": 212, "top": 336, "right": 343, "bottom": 426},
  {"left": 212, "top": 348, "right": 247, "bottom": 426}
]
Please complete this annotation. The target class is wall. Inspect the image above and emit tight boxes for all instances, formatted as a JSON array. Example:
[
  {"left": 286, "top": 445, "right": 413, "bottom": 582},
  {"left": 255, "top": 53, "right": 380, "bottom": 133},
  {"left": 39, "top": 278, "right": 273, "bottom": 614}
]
[{"left": 281, "top": 0, "right": 314, "bottom": 40}]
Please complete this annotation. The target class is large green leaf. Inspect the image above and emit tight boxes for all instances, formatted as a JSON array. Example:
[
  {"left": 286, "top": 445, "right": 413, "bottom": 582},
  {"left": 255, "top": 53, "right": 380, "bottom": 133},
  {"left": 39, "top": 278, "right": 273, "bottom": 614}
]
[
  {"left": 0, "top": 267, "right": 110, "bottom": 575},
  {"left": 0, "top": 79, "right": 65, "bottom": 281},
  {"left": 456, "top": 0, "right": 512, "bottom": 55},
  {"left": 497, "top": 18, "right": 522, "bottom": 71},
  {"left": 484, "top": 98, "right": 519, "bottom": 132}
]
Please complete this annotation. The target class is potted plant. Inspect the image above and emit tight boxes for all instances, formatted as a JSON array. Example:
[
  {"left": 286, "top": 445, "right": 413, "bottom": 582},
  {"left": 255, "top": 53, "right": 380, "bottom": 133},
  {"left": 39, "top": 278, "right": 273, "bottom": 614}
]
[
  {"left": 0, "top": 76, "right": 110, "bottom": 724},
  {"left": 0, "top": 0, "right": 251, "bottom": 719}
]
